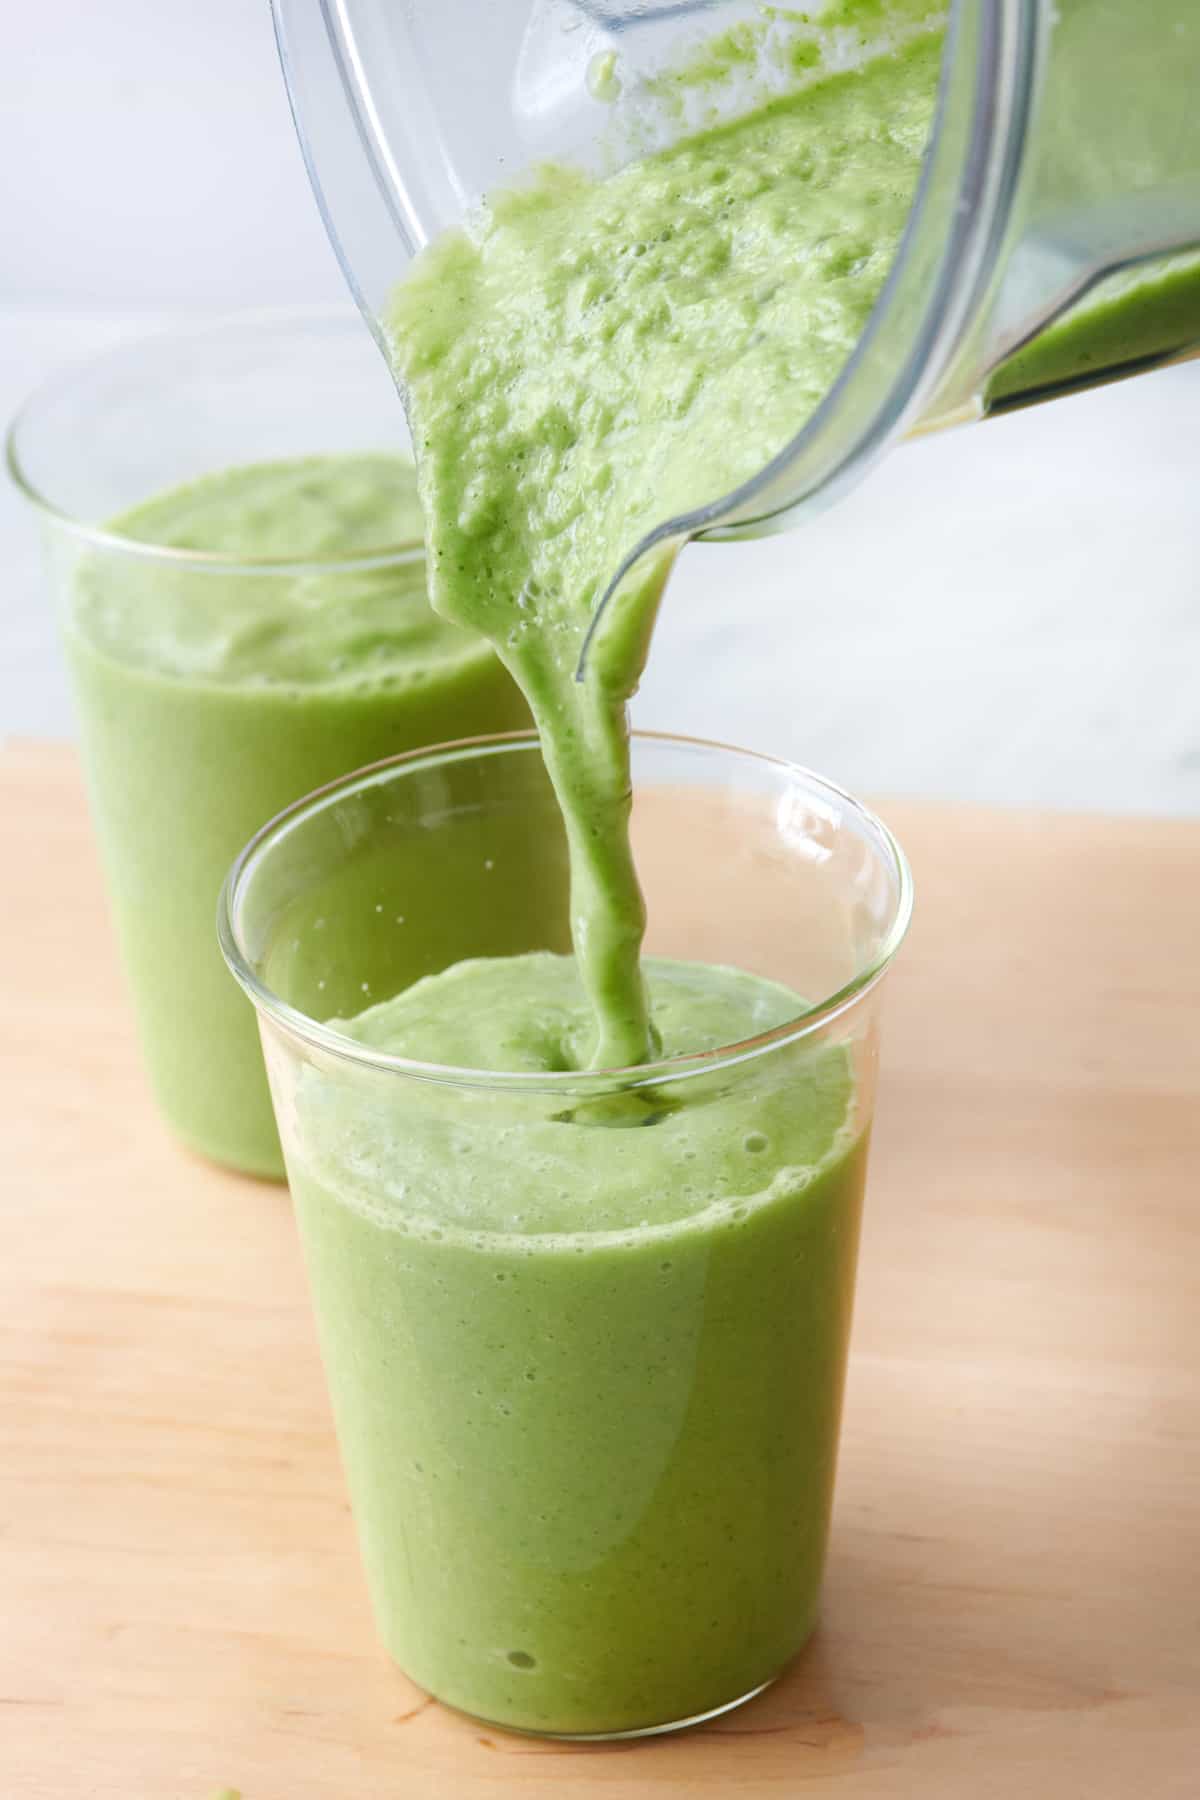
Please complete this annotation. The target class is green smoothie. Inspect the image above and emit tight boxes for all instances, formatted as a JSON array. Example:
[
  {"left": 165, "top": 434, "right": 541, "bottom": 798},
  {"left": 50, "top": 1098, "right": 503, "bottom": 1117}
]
[
  {"left": 66, "top": 453, "right": 528, "bottom": 1176},
  {"left": 288, "top": 953, "right": 866, "bottom": 1736}
]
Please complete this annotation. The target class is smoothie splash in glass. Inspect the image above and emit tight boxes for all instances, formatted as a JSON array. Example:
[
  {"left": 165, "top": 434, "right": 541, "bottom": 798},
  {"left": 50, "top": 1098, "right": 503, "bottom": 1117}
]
[{"left": 8, "top": 316, "right": 529, "bottom": 1177}]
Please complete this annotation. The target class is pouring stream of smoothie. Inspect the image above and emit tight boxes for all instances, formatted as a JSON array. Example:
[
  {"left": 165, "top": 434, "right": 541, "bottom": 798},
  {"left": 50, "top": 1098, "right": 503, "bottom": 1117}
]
[{"left": 385, "top": 31, "right": 942, "bottom": 1066}]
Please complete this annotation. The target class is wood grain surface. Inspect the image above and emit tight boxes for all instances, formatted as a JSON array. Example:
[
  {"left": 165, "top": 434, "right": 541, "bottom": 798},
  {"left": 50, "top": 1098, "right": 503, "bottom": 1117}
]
[{"left": 2, "top": 740, "right": 1198, "bottom": 1799}]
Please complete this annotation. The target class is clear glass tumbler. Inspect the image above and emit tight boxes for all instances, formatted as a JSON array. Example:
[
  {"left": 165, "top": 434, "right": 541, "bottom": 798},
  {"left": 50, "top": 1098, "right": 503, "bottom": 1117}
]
[
  {"left": 7, "top": 313, "right": 528, "bottom": 1177},
  {"left": 220, "top": 731, "right": 912, "bottom": 1738}
]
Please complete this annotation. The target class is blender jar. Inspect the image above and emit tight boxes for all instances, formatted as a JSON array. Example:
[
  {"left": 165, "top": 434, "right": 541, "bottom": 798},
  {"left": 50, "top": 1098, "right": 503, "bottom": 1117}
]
[{"left": 271, "top": 0, "right": 1200, "bottom": 551}]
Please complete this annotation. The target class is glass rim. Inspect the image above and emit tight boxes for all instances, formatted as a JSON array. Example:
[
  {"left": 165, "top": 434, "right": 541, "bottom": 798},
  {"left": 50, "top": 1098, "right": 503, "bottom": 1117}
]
[
  {"left": 218, "top": 729, "right": 914, "bottom": 1094},
  {"left": 4, "top": 305, "right": 427, "bottom": 578}
]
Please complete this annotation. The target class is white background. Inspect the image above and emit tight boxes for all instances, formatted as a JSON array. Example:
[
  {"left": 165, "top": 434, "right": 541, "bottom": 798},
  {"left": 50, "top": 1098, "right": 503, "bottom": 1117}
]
[{"left": 3, "top": 0, "right": 1199, "bottom": 815}]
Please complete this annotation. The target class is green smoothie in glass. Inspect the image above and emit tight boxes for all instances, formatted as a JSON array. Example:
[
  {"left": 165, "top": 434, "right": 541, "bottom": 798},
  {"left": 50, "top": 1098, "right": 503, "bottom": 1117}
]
[
  {"left": 242, "top": 26, "right": 935, "bottom": 1736},
  {"left": 290, "top": 950, "right": 868, "bottom": 1734},
  {"left": 65, "top": 451, "right": 528, "bottom": 1176}
]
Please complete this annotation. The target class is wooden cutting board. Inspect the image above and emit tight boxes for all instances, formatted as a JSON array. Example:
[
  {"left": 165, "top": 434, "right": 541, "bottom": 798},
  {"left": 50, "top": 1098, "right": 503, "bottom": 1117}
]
[{"left": 2, "top": 740, "right": 1198, "bottom": 1799}]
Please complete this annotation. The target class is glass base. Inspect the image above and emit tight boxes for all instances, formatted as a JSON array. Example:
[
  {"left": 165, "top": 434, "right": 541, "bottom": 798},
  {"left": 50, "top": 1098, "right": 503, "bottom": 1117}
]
[
  {"left": 169, "top": 1118, "right": 287, "bottom": 1185},
  {"left": 434, "top": 1671, "right": 782, "bottom": 1743}
]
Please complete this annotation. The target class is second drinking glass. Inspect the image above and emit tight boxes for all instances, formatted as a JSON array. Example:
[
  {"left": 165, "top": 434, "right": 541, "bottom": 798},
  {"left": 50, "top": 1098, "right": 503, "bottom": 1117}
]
[{"left": 7, "top": 313, "right": 529, "bottom": 1176}]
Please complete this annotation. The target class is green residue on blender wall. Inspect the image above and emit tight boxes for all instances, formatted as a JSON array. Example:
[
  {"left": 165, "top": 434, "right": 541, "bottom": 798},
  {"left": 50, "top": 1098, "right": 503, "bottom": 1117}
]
[{"left": 649, "top": 18, "right": 763, "bottom": 91}]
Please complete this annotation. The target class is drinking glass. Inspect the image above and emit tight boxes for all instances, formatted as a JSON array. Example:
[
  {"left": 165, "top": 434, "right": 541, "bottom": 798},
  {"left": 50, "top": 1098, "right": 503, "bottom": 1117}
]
[
  {"left": 220, "top": 730, "right": 912, "bottom": 1735},
  {"left": 8, "top": 313, "right": 528, "bottom": 1176}
]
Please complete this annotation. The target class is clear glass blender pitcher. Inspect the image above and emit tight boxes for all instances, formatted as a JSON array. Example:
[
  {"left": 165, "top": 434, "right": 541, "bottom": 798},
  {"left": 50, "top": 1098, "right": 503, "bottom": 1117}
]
[{"left": 272, "top": 0, "right": 1200, "bottom": 561}]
